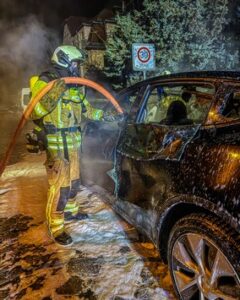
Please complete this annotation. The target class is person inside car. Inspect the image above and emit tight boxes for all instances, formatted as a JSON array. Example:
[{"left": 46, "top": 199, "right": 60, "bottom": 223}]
[{"left": 160, "top": 100, "right": 193, "bottom": 125}]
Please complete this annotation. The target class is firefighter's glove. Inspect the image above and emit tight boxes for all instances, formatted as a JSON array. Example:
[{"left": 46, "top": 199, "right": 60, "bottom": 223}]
[
  {"left": 103, "top": 112, "right": 126, "bottom": 122},
  {"left": 41, "top": 79, "right": 67, "bottom": 111},
  {"left": 25, "top": 131, "right": 40, "bottom": 153},
  {"left": 103, "top": 112, "right": 116, "bottom": 122},
  {"left": 115, "top": 113, "right": 126, "bottom": 122}
]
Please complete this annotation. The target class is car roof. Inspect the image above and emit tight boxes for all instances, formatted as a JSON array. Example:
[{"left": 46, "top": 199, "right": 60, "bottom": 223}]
[{"left": 119, "top": 71, "right": 240, "bottom": 94}]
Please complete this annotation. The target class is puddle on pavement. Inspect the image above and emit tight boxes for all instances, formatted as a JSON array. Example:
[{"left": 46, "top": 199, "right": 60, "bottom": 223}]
[{"left": 0, "top": 155, "right": 175, "bottom": 299}]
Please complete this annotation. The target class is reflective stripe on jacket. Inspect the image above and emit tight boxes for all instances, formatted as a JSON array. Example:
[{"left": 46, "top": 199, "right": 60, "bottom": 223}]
[
  {"left": 30, "top": 78, "right": 103, "bottom": 126},
  {"left": 29, "top": 75, "right": 103, "bottom": 156}
]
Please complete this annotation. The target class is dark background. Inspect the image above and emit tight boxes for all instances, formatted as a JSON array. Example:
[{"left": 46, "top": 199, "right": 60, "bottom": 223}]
[
  {"left": 0, "top": 0, "right": 239, "bottom": 110},
  {"left": 0, "top": 0, "right": 115, "bottom": 30},
  {"left": 0, "top": 0, "right": 120, "bottom": 109}
]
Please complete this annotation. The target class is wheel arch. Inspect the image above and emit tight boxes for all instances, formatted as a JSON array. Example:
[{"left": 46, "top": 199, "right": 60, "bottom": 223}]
[{"left": 157, "top": 196, "right": 240, "bottom": 263}]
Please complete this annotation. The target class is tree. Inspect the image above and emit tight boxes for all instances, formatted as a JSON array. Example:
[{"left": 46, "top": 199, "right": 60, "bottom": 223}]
[
  {"left": 104, "top": 13, "right": 145, "bottom": 88},
  {"left": 104, "top": 0, "right": 239, "bottom": 88}
]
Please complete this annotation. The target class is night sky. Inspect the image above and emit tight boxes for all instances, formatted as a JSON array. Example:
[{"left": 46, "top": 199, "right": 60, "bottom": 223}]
[{"left": 0, "top": 0, "right": 111, "bottom": 30}]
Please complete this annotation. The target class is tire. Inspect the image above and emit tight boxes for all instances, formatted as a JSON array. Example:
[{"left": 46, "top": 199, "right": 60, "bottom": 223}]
[{"left": 167, "top": 213, "right": 240, "bottom": 300}]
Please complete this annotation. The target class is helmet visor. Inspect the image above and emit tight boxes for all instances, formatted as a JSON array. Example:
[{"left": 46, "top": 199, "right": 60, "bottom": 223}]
[{"left": 69, "top": 61, "right": 80, "bottom": 76}]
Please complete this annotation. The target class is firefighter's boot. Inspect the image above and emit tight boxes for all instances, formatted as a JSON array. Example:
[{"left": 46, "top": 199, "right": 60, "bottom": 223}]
[
  {"left": 54, "top": 231, "right": 73, "bottom": 246},
  {"left": 64, "top": 211, "right": 89, "bottom": 222}
]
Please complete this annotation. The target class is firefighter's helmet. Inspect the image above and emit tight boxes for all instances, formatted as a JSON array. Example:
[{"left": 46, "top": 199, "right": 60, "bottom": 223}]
[{"left": 51, "top": 45, "right": 87, "bottom": 68}]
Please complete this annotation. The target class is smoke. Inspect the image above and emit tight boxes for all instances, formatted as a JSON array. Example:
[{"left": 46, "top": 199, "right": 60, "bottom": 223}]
[{"left": 0, "top": 15, "right": 60, "bottom": 110}]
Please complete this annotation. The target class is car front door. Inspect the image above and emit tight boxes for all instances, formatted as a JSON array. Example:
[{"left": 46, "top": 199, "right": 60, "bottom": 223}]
[{"left": 115, "top": 80, "right": 216, "bottom": 238}]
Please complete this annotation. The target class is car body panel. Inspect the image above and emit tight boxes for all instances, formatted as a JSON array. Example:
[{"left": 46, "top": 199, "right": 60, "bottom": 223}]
[{"left": 80, "top": 71, "right": 240, "bottom": 258}]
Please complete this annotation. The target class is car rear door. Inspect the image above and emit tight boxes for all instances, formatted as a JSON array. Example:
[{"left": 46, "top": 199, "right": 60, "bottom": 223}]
[{"left": 180, "top": 80, "right": 240, "bottom": 218}]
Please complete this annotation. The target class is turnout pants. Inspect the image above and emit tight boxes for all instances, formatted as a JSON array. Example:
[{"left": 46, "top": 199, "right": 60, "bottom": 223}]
[{"left": 45, "top": 133, "right": 81, "bottom": 237}]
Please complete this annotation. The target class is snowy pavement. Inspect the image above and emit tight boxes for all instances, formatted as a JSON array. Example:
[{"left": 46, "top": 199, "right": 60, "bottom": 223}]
[{"left": 0, "top": 154, "right": 175, "bottom": 299}]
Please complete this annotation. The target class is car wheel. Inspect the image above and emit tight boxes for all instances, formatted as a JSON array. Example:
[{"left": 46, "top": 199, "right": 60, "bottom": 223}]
[{"left": 168, "top": 213, "right": 240, "bottom": 300}]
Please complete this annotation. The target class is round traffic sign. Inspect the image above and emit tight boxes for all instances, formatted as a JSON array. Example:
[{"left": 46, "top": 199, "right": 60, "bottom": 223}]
[{"left": 137, "top": 47, "right": 151, "bottom": 63}]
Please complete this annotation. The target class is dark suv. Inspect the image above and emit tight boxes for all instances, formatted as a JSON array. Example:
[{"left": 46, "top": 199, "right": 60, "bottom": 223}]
[{"left": 81, "top": 71, "right": 240, "bottom": 300}]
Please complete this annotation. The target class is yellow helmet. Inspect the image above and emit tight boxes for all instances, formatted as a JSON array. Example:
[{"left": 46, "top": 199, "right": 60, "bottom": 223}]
[{"left": 51, "top": 45, "right": 87, "bottom": 68}]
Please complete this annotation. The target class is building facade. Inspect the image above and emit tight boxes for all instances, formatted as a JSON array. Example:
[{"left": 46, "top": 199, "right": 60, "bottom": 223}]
[{"left": 63, "top": 9, "right": 115, "bottom": 76}]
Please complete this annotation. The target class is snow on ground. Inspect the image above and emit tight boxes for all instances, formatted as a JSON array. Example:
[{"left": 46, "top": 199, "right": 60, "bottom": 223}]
[{"left": 0, "top": 154, "right": 175, "bottom": 299}]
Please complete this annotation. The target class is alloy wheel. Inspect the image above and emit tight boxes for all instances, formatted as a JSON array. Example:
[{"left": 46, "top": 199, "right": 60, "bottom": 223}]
[{"left": 172, "top": 233, "right": 240, "bottom": 300}]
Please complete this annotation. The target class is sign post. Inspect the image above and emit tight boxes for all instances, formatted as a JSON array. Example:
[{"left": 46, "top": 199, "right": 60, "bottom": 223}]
[{"left": 132, "top": 43, "right": 155, "bottom": 80}]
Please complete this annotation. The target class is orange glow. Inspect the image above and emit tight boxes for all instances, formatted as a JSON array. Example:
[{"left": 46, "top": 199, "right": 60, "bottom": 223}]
[
  {"left": 214, "top": 148, "right": 240, "bottom": 187},
  {"left": 206, "top": 110, "right": 221, "bottom": 123},
  {"left": 228, "top": 151, "right": 240, "bottom": 160}
]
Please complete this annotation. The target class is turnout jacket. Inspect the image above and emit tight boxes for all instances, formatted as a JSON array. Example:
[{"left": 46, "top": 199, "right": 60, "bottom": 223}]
[{"left": 29, "top": 70, "right": 103, "bottom": 157}]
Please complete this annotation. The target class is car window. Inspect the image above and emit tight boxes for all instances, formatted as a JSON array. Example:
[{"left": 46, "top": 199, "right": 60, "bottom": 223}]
[
  {"left": 219, "top": 91, "right": 240, "bottom": 121},
  {"left": 86, "top": 87, "right": 140, "bottom": 115},
  {"left": 142, "top": 83, "right": 215, "bottom": 125},
  {"left": 117, "top": 88, "right": 140, "bottom": 114}
]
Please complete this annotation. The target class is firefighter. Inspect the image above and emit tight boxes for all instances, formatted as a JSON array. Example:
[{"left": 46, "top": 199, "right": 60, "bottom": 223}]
[{"left": 29, "top": 45, "right": 104, "bottom": 245}]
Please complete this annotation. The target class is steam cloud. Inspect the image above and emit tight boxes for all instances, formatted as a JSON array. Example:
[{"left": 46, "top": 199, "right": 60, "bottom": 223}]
[{"left": 0, "top": 15, "right": 59, "bottom": 110}]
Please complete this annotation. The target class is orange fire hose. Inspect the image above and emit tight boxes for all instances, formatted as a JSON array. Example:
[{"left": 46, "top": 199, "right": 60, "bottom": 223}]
[{"left": 0, "top": 77, "right": 123, "bottom": 177}]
